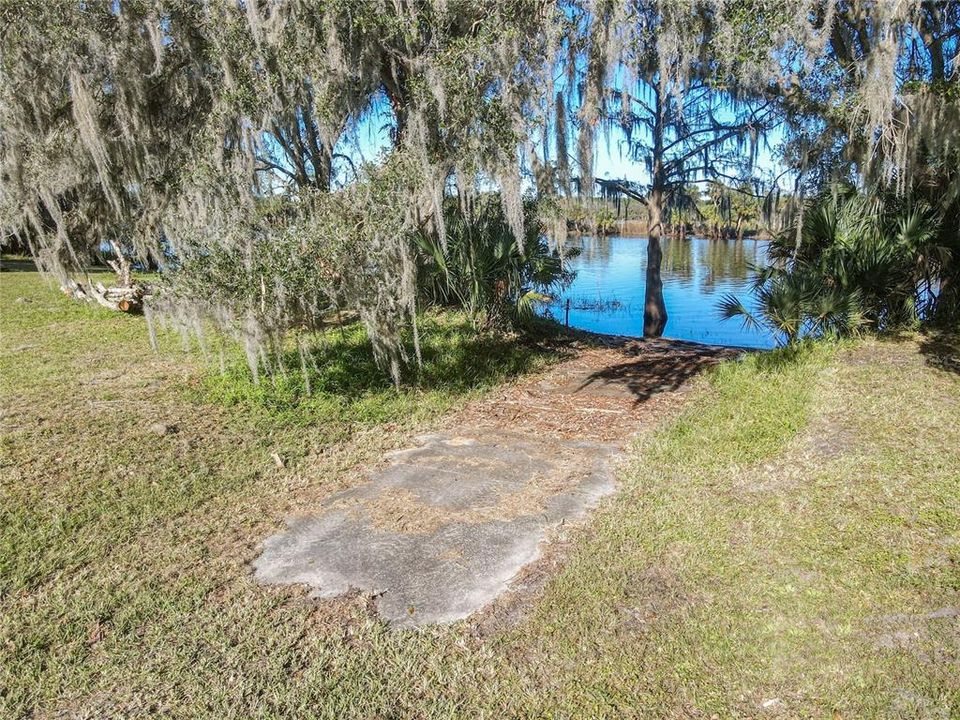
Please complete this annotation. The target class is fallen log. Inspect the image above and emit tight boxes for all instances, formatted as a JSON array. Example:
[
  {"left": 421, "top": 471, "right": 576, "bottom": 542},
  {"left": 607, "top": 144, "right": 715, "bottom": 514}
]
[{"left": 61, "top": 279, "right": 146, "bottom": 313}]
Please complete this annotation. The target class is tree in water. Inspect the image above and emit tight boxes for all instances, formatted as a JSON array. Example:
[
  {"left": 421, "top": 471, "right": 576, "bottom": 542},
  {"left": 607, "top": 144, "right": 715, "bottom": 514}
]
[
  {"left": 565, "top": 2, "right": 778, "bottom": 336},
  {"left": 553, "top": 1, "right": 952, "bottom": 336},
  {"left": 1, "top": 0, "right": 945, "bottom": 370}
]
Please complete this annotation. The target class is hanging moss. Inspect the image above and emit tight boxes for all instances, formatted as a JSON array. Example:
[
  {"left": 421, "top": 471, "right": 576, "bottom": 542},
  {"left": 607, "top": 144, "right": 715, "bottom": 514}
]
[{"left": 0, "top": 0, "right": 941, "bottom": 378}]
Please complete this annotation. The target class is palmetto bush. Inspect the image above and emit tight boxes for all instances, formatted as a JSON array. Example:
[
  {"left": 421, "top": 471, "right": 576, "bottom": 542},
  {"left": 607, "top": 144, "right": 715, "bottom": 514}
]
[
  {"left": 721, "top": 186, "right": 949, "bottom": 345},
  {"left": 415, "top": 197, "right": 576, "bottom": 329},
  {"left": 719, "top": 266, "right": 865, "bottom": 346}
]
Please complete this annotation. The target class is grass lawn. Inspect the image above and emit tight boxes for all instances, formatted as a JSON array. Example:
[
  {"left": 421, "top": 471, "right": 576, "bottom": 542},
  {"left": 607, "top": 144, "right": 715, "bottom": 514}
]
[{"left": 2, "top": 265, "right": 958, "bottom": 718}]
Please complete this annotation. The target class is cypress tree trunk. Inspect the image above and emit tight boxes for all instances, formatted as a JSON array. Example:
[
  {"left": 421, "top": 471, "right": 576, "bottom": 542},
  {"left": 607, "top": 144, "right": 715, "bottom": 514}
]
[
  {"left": 644, "top": 185, "right": 667, "bottom": 337},
  {"left": 644, "top": 89, "right": 668, "bottom": 339}
]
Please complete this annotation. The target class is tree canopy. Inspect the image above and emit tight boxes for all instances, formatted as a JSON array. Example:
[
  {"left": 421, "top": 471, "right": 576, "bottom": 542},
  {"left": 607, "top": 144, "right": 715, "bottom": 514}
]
[{"left": 1, "top": 1, "right": 956, "bottom": 376}]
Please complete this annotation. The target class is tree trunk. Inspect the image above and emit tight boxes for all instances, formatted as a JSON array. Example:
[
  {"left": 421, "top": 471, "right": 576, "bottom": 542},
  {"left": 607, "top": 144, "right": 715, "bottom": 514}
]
[
  {"left": 62, "top": 278, "right": 143, "bottom": 312},
  {"left": 644, "top": 187, "right": 667, "bottom": 337},
  {"left": 644, "top": 84, "right": 668, "bottom": 339},
  {"left": 107, "top": 241, "right": 133, "bottom": 287}
]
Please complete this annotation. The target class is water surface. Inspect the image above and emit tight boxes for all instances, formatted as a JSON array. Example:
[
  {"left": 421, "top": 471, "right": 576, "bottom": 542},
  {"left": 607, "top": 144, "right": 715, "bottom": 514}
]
[{"left": 546, "top": 235, "right": 776, "bottom": 349}]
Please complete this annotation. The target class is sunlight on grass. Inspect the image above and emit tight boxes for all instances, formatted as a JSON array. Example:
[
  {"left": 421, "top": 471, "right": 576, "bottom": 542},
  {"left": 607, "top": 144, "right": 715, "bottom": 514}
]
[
  {"left": 2, "top": 267, "right": 957, "bottom": 718},
  {"left": 512, "top": 338, "right": 959, "bottom": 717}
]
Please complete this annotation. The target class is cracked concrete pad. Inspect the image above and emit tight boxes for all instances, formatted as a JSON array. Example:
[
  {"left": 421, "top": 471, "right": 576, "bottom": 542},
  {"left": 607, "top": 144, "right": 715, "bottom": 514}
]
[
  {"left": 254, "top": 432, "right": 618, "bottom": 626},
  {"left": 254, "top": 339, "right": 732, "bottom": 627}
]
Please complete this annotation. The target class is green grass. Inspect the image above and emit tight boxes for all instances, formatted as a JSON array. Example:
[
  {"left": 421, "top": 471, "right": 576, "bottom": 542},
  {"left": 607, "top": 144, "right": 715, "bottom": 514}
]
[
  {"left": 197, "top": 313, "right": 555, "bottom": 430},
  {"left": 508, "top": 340, "right": 959, "bottom": 717},
  {"left": 2, "top": 265, "right": 958, "bottom": 718}
]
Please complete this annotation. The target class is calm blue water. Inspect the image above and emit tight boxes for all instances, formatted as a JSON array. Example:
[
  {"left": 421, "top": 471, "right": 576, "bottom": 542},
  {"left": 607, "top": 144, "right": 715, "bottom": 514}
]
[{"left": 545, "top": 235, "right": 777, "bottom": 349}]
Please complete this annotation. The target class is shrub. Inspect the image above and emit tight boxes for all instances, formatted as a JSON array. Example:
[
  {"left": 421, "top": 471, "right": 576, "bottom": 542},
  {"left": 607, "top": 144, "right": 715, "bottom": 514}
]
[
  {"left": 720, "top": 185, "right": 950, "bottom": 344},
  {"left": 415, "top": 197, "right": 576, "bottom": 329}
]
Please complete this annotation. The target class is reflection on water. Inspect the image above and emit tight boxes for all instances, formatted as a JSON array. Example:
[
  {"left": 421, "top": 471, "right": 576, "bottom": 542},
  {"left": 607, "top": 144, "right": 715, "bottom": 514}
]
[{"left": 547, "top": 235, "right": 776, "bottom": 349}]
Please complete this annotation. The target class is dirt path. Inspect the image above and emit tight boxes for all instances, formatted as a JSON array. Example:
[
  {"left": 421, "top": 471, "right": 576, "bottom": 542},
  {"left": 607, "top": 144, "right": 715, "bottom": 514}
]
[{"left": 254, "top": 338, "right": 742, "bottom": 626}]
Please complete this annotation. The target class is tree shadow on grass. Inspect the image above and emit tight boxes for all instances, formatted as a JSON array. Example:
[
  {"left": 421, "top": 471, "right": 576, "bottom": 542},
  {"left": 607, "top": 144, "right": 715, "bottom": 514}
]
[
  {"left": 306, "top": 320, "right": 560, "bottom": 396},
  {"left": 203, "top": 314, "right": 570, "bottom": 415},
  {"left": 917, "top": 327, "right": 960, "bottom": 375},
  {"left": 0, "top": 257, "right": 38, "bottom": 272},
  {"left": 574, "top": 339, "right": 745, "bottom": 406}
]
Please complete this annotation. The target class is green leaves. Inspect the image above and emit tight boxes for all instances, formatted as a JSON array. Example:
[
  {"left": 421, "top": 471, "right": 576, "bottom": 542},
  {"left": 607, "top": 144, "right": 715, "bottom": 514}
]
[
  {"left": 725, "top": 184, "right": 951, "bottom": 345},
  {"left": 414, "top": 196, "right": 573, "bottom": 330}
]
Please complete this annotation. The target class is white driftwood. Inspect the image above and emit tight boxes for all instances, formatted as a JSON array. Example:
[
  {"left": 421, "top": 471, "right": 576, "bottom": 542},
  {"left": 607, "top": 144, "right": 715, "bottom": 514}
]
[{"left": 62, "top": 278, "right": 145, "bottom": 313}]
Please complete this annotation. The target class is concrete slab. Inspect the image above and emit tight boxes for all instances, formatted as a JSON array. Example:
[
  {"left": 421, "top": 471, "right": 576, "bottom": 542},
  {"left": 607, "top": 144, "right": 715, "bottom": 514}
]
[
  {"left": 254, "top": 339, "right": 736, "bottom": 627},
  {"left": 253, "top": 432, "right": 618, "bottom": 626}
]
